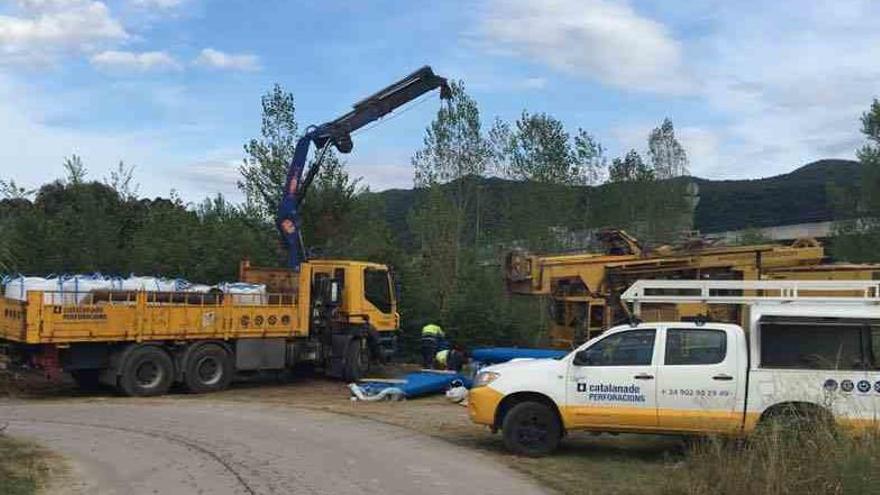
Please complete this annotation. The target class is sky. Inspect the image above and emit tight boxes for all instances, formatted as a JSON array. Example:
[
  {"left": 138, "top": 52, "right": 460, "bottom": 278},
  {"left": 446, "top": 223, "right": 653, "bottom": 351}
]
[{"left": 0, "top": 0, "right": 878, "bottom": 201}]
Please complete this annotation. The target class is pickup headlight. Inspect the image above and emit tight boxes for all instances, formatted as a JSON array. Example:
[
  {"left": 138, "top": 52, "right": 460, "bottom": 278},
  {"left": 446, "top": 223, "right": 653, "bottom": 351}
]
[{"left": 473, "top": 371, "right": 500, "bottom": 388}]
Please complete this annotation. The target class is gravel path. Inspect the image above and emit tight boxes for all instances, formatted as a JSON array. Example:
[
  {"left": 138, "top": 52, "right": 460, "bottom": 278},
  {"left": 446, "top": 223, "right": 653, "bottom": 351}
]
[{"left": 0, "top": 399, "right": 548, "bottom": 495}]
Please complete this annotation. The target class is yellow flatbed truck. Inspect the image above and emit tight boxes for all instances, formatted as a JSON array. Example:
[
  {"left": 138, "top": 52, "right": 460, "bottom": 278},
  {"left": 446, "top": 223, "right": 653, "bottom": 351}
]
[{"left": 0, "top": 260, "right": 398, "bottom": 396}]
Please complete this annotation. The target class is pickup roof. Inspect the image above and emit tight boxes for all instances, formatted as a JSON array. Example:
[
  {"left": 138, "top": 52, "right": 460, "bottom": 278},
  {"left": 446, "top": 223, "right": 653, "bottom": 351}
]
[{"left": 469, "top": 300, "right": 880, "bottom": 456}]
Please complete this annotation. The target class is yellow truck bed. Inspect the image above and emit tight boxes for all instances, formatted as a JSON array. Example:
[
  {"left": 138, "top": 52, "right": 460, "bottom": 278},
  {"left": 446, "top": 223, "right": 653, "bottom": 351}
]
[{"left": 0, "top": 291, "right": 306, "bottom": 345}]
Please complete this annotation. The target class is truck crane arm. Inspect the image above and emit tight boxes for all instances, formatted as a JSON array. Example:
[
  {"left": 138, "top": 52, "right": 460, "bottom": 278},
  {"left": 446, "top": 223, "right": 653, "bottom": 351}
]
[{"left": 277, "top": 66, "right": 451, "bottom": 269}]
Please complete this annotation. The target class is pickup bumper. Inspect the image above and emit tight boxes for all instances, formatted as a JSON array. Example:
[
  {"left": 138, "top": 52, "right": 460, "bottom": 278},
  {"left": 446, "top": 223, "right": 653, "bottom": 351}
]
[{"left": 468, "top": 386, "right": 505, "bottom": 426}]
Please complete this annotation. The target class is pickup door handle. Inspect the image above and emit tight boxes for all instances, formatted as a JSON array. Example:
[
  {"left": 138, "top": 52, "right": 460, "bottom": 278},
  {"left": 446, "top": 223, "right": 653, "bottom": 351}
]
[
  {"left": 633, "top": 373, "right": 654, "bottom": 380},
  {"left": 712, "top": 374, "right": 734, "bottom": 381}
]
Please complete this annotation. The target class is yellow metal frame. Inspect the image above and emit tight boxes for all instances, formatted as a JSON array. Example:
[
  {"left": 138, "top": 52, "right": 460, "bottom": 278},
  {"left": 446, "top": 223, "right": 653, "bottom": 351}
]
[{"left": 1, "top": 290, "right": 305, "bottom": 345}]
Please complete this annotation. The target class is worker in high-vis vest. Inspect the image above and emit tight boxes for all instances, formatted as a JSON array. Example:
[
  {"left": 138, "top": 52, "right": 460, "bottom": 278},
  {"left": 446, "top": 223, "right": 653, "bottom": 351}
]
[
  {"left": 435, "top": 347, "right": 466, "bottom": 372},
  {"left": 420, "top": 323, "right": 445, "bottom": 368}
]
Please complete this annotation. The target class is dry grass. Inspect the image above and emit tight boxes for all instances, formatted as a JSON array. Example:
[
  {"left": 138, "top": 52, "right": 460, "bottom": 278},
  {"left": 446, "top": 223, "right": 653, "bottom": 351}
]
[
  {"left": 0, "top": 433, "right": 55, "bottom": 495},
  {"left": 664, "top": 419, "right": 880, "bottom": 495}
]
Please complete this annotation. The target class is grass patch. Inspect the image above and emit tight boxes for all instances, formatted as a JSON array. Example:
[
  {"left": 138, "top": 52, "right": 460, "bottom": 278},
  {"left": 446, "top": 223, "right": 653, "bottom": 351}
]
[
  {"left": 663, "top": 417, "right": 880, "bottom": 495},
  {"left": 0, "top": 433, "right": 54, "bottom": 495}
]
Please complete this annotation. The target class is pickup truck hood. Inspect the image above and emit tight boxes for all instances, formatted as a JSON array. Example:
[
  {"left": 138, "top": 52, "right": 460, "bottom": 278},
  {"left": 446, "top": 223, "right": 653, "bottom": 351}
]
[{"left": 483, "top": 357, "right": 566, "bottom": 374}]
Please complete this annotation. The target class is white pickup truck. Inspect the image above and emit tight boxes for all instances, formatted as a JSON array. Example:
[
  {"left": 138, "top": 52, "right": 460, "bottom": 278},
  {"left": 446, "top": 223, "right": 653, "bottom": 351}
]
[{"left": 468, "top": 280, "right": 880, "bottom": 455}]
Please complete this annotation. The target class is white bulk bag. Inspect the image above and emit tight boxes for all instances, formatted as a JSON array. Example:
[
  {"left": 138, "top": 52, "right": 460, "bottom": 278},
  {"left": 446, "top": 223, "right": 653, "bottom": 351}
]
[
  {"left": 3, "top": 276, "right": 64, "bottom": 304},
  {"left": 219, "top": 282, "right": 267, "bottom": 305},
  {"left": 117, "top": 276, "right": 182, "bottom": 292},
  {"left": 61, "top": 275, "right": 113, "bottom": 304}
]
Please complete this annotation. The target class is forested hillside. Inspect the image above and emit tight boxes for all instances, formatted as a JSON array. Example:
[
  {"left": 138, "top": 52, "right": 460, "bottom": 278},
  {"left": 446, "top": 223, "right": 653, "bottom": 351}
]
[{"left": 375, "top": 159, "right": 862, "bottom": 243}]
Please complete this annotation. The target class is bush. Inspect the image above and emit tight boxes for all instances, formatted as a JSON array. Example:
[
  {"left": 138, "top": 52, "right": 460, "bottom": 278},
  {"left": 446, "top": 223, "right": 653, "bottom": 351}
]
[{"left": 665, "top": 420, "right": 880, "bottom": 495}]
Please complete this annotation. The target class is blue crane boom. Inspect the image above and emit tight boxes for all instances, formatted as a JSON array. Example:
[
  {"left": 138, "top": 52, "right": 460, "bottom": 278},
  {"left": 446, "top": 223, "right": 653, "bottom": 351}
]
[{"left": 276, "top": 66, "right": 451, "bottom": 270}]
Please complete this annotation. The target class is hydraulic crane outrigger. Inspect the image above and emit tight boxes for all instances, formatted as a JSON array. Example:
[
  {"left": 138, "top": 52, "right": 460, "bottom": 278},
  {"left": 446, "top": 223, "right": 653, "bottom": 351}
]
[{"left": 276, "top": 66, "right": 451, "bottom": 269}]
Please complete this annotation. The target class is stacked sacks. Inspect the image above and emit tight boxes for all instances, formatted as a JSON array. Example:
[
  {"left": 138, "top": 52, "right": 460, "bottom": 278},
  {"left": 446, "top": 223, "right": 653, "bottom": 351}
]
[
  {"left": 3, "top": 276, "right": 65, "bottom": 304},
  {"left": 2, "top": 274, "right": 267, "bottom": 306},
  {"left": 217, "top": 282, "right": 267, "bottom": 305}
]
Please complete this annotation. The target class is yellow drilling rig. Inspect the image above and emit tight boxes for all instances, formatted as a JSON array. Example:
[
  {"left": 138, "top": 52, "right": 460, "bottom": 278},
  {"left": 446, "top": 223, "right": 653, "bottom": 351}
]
[{"left": 505, "top": 230, "right": 880, "bottom": 348}]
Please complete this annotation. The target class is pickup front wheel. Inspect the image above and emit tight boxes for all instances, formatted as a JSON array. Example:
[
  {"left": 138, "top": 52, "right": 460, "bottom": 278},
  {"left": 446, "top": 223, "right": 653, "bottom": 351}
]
[{"left": 502, "top": 401, "right": 561, "bottom": 456}]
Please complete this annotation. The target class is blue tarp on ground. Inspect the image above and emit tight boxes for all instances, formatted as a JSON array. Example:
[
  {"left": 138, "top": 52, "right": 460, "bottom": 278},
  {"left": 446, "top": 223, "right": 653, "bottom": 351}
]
[
  {"left": 470, "top": 347, "right": 567, "bottom": 364},
  {"left": 358, "top": 371, "right": 472, "bottom": 398}
]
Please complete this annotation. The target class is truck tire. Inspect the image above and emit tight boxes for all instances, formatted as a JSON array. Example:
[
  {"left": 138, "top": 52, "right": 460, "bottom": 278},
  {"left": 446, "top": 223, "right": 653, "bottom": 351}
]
[
  {"left": 184, "top": 344, "right": 233, "bottom": 394},
  {"left": 502, "top": 401, "right": 561, "bottom": 456},
  {"left": 118, "top": 346, "right": 174, "bottom": 397},
  {"left": 343, "top": 338, "right": 370, "bottom": 382},
  {"left": 70, "top": 369, "right": 101, "bottom": 391}
]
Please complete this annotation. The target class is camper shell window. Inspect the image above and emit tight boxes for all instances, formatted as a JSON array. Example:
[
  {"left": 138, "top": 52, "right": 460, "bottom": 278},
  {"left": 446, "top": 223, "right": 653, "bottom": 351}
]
[{"left": 759, "top": 316, "right": 880, "bottom": 371}]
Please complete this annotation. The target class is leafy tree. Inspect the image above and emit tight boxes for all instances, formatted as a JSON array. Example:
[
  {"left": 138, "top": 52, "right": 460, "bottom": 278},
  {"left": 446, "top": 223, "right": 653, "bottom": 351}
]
[
  {"left": 413, "top": 80, "right": 490, "bottom": 187},
  {"left": 299, "top": 152, "right": 363, "bottom": 257},
  {"left": 833, "top": 99, "right": 880, "bottom": 261},
  {"left": 573, "top": 129, "right": 607, "bottom": 186},
  {"left": 648, "top": 118, "right": 689, "bottom": 179},
  {"left": 405, "top": 80, "right": 497, "bottom": 342},
  {"left": 609, "top": 149, "right": 654, "bottom": 182},
  {"left": 505, "top": 111, "right": 574, "bottom": 183},
  {"left": 239, "top": 84, "right": 298, "bottom": 220},
  {"left": 63, "top": 154, "right": 87, "bottom": 185},
  {"left": 411, "top": 80, "right": 490, "bottom": 266},
  {"left": 0, "top": 179, "right": 33, "bottom": 200},
  {"left": 104, "top": 161, "right": 139, "bottom": 202}
]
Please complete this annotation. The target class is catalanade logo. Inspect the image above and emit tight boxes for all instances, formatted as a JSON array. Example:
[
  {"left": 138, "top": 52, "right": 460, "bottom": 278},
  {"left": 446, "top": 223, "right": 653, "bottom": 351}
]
[
  {"left": 578, "top": 382, "right": 646, "bottom": 403},
  {"left": 60, "top": 306, "right": 107, "bottom": 321}
]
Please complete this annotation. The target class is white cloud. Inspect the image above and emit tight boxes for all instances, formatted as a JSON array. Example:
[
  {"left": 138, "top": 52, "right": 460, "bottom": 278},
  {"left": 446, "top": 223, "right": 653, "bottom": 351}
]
[
  {"left": 90, "top": 50, "right": 181, "bottom": 72},
  {"left": 194, "top": 48, "right": 260, "bottom": 72},
  {"left": 481, "top": 0, "right": 691, "bottom": 94},
  {"left": 0, "top": 0, "right": 127, "bottom": 64},
  {"left": 687, "top": 0, "right": 880, "bottom": 178},
  {"left": 519, "top": 77, "right": 547, "bottom": 90},
  {"left": 130, "top": 0, "right": 187, "bottom": 8},
  {"left": 178, "top": 158, "right": 244, "bottom": 199}
]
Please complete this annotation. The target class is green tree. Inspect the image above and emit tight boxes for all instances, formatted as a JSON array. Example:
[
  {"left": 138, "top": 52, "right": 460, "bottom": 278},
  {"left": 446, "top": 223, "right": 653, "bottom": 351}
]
[
  {"left": 608, "top": 149, "right": 654, "bottom": 183},
  {"left": 648, "top": 118, "right": 689, "bottom": 179},
  {"left": 239, "top": 84, "right": 298, "bottom": 220},
  {"left": 299, "top": 152, "right": 363, "bottom": 257},
  {"left": 405, "top": 80, "right": 495, "bottom": 342},
  {"left": 833, "top": 99, "right": 880, "bottom": 261},
  {"left": 0, "top": 179, "right": 34, "bottom": 200},
  {"left": 104, "top": 161, "right": 139, "bottom": 201},
  {"left": 573, "top": 129, "right": 607, "bottom": 186},
  {"left": 63, "top": 154, "right": 87, "bottom": 185},
  {"left": 505, "top": 111, "right": 574, "bottom": 183},
  {"left": 411, "top": 80, "right": 490, "bottom": 267}
]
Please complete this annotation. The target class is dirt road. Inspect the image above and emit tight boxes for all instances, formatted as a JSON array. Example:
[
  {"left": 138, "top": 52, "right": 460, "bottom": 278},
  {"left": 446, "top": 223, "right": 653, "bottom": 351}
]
[{"left": 0, "top": 399, "right": 548, "bottom": 495}]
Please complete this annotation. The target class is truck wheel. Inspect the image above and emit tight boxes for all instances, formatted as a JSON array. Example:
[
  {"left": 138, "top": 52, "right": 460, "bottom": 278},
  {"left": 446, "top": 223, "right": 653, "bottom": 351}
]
[
  {"left": 118, "top": 346, "right": 174, "bottom": 397},
  {"left": 502, "top": 401, "right": 561, "bottom": 456},
  {"left": 343, "top": 339, "right": 370, "bottom": 382},
  {"left": 70, "top": 369, "right": 101, "bottom": 391},
  {"left": 184, "top": 344, "right": 233, "bottom": 394}
]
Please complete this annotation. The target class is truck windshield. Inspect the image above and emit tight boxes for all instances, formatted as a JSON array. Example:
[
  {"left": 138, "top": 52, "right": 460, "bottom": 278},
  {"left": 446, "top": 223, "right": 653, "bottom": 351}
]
[{"left": 364, "top": 268, "right": 392, "bottom": 314}]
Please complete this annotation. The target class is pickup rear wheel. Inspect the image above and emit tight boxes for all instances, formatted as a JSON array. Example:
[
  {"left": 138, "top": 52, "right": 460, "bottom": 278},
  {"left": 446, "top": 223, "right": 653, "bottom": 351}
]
[
  {"left": 184, "top": 344, "right": 233, "bottom": 394},
  {"left": 118, "top": 346, "right": 173, "bottom": 397},
  {"left": 502, "top": 401, "right": 561, "bottom": 456}
]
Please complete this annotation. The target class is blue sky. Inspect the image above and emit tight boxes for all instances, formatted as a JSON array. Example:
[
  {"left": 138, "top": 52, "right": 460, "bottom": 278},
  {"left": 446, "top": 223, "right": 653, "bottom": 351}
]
[{"left": 1, "top": 0, "right": 878, "bottom": 201}]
